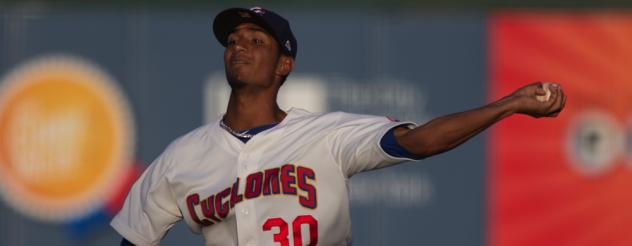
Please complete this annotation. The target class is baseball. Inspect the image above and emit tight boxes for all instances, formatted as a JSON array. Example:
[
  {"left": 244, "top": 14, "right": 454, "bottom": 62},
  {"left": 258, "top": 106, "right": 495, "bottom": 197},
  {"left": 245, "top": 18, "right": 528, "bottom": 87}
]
[{"left": 536, "top": 82, "right": 552, "bottom": 102}]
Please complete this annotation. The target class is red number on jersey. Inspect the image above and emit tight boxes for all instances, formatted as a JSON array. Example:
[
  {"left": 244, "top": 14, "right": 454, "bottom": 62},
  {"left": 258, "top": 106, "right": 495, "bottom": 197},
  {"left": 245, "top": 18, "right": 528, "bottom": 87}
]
[
  {"left": 292, "top": 215, "right": 318, "bottom": 246},
  {"left": 262, "top": 217, "right": 289, "bottom": 246},
  {"left": 263, "top": 215, "right": 318, "bottom": 246}
]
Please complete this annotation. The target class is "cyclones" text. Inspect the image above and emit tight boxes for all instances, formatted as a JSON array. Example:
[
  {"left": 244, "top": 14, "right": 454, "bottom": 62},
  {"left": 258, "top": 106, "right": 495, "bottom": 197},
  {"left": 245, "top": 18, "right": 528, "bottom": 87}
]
[{"left": 185, "top": 164, "right": 317, "bottom": 226}]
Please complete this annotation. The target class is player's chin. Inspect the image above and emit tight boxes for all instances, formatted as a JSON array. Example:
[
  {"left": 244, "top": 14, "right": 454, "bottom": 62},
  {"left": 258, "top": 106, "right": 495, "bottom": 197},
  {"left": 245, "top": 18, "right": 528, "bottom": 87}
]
[
  {"left": 225, "top": 68, "right": 247, "bottom": 82},
  {"left": 226, "top": 73, "right": 253, "bottom": 89},
  {"left": 227, "top": 76, "right": 245, "bottom": 87}
]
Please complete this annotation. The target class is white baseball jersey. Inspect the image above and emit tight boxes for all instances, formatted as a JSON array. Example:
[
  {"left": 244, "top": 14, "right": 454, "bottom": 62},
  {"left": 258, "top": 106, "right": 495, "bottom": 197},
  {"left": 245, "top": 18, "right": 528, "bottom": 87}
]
[{"left": 111, "top": 108, "right": 416, "bottom": 246}]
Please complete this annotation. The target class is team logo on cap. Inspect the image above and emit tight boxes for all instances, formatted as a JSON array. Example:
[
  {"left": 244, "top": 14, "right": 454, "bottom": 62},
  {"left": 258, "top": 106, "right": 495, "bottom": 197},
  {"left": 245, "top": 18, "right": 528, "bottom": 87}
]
[
  {"left": 285, "top": 40, "right": 292, "bottom": 52},
  {"left": 250, "top": 7, "right": 266, "bottom": 15},
  {"left": 0, "top": 55, "right": 135, "bottom": 222}
]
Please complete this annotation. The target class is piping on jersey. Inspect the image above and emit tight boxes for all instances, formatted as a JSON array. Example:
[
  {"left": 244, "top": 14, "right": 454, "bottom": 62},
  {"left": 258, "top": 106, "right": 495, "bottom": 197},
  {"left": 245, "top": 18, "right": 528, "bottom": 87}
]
[{"left": 185, "top": 164, "right": 317, "bottom": 226}]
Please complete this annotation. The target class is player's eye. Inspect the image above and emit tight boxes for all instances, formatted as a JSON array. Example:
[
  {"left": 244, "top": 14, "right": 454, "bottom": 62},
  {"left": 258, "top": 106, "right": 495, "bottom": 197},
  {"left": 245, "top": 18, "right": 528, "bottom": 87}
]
[
  {"left": 253, "top": 38, "right": 263, "bottom": 46},
  {"left": 227, "top": 39, "right": 236, "bottom": 46}
]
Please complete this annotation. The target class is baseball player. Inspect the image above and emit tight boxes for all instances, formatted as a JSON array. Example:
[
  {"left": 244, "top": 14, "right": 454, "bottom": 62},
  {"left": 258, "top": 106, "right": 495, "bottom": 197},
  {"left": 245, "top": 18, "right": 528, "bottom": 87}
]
[{"left": 111, "top": 6, "right": 566, "bottom": 246}]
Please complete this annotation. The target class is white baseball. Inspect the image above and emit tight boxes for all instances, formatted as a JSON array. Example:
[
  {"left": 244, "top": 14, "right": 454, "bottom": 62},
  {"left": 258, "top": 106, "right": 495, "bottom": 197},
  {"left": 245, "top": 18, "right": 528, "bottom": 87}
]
[{"left": 536, "top": 82, "right": 552, "bottom": 102}]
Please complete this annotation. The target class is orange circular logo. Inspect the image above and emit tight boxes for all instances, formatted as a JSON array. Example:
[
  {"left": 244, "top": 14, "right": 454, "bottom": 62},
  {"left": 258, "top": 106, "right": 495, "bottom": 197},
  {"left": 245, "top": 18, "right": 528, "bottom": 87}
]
[{"left": 0, "top": 55, "right": 135, "bottom": 222}]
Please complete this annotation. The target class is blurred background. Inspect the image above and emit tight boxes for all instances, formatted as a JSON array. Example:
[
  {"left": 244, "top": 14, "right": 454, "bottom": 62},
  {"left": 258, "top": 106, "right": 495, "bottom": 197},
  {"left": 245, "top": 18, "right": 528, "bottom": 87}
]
[{"left": 0, "top": 1, "right": 631, "bottom": 245}]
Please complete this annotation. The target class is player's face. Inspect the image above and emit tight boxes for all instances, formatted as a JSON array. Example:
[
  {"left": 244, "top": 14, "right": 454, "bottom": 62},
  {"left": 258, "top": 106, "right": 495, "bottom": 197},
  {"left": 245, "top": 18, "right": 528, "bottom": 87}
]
[{"left": 224, "top": 23, "right": 282, "bottom": 89}]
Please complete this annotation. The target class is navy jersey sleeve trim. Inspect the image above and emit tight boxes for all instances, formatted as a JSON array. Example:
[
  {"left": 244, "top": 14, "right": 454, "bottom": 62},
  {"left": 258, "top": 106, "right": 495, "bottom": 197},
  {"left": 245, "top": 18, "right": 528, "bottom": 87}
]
[{"left": 379, "top": 126, "right": 422, "bottom": 160}]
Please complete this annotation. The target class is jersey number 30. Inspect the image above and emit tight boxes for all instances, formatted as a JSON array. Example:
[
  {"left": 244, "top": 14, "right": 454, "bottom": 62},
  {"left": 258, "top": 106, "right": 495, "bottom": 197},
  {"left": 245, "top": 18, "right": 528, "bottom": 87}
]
[{"left": 262, "top": 215, "right": 318, "bottom": 246}]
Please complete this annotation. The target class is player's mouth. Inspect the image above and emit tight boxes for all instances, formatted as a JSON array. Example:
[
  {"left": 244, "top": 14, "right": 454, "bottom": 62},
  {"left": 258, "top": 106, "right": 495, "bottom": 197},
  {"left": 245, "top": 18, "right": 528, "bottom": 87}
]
[
  {"left": 230, "top": 55, "right": 251, "bottom": 65},
  {"left": 231, "top": 59, "right": 249, "bottom": 65}
]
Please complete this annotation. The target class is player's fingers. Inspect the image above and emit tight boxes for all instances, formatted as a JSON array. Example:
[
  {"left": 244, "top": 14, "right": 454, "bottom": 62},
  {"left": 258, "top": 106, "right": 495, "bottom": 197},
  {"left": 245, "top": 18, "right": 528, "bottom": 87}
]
[
  {"left": 534, "top": 87, "right": 547, "bottom": 96},
  {"left": 558, "top": 89, "right": 566, "bottom": 107},
  {"left": 548, "top": 88, "right": 565, "bottom": 116},
  {"left": 517, "top": 82, "right": 544, "bottom": 98},
  {"left": 554, "top": 87, "right": 564, "bottom": 108},
  {"left": 545, "top": 85, "right": 560, "bottom": 107},
  {"left": 556, "top": 89, "right": 567, "bottom": 113},
  {"left": 540, "top": 86, "right": 559, "bottom": 115}
]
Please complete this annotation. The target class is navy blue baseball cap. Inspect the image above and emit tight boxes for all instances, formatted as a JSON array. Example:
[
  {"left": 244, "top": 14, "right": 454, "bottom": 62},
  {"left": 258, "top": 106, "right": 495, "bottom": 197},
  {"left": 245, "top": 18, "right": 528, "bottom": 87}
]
[{"left": 213, "top": 7, "right": 297, "bottom": 59}]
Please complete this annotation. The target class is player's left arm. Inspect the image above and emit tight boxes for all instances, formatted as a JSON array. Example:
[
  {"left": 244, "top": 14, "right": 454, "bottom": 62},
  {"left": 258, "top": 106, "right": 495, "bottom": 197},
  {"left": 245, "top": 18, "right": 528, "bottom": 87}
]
[{"left": 394, "top": 82, "right": 566, "bottom": 159}]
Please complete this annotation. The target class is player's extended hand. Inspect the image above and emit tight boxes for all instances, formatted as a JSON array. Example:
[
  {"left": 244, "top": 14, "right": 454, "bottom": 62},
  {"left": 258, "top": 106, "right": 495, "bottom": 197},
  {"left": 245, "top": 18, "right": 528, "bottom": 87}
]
[{"left": 507, "top": 82, "right": 566, "bottom": 118}]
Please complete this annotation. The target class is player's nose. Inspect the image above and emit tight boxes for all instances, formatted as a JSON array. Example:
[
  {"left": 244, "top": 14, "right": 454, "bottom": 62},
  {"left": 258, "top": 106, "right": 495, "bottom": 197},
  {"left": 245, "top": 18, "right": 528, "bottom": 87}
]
[{"left": 229, "top": 39, "right": 248, "bottom": 53}]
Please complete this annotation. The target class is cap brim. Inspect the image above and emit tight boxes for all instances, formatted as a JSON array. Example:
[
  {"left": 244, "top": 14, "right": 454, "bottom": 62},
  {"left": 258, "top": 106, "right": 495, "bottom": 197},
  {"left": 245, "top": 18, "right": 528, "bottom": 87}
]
[{"left": 212, "top": 8, "right": 274, "bottom": 47}]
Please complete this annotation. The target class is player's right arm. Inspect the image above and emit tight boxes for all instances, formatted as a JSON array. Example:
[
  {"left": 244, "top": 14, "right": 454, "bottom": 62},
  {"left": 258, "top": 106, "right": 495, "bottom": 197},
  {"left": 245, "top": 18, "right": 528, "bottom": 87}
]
[
  {"left": 111, "top": 150, "right": 182, "bottom": 246},
  {"left": 394, "top": 82, "right": 566, "bottom": 159}
]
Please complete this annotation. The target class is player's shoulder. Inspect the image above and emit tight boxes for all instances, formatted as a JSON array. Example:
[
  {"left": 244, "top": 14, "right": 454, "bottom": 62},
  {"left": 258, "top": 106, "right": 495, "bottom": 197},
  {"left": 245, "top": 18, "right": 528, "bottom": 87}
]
[
  {"left": 283, "top": 108, "right": 389, "bottom": 130},
  {"left": 282, "top": 108, "right": 336, "bottom": 127},
  {"left": 161, "top": 122, "right": 217, "bottom": 157}
]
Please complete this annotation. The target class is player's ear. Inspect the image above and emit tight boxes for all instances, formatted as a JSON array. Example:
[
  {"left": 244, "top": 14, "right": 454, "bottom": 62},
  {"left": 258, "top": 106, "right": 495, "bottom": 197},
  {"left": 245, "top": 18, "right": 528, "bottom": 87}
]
[{"left": 275, "top": 55, "right": 293, "bottom": 78}]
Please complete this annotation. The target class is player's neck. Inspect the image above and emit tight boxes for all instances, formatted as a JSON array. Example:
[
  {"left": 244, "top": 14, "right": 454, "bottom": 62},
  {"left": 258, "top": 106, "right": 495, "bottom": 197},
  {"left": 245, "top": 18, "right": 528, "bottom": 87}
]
[{"left": 223, "top": 90, "right": 286, "bottom": 131}]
